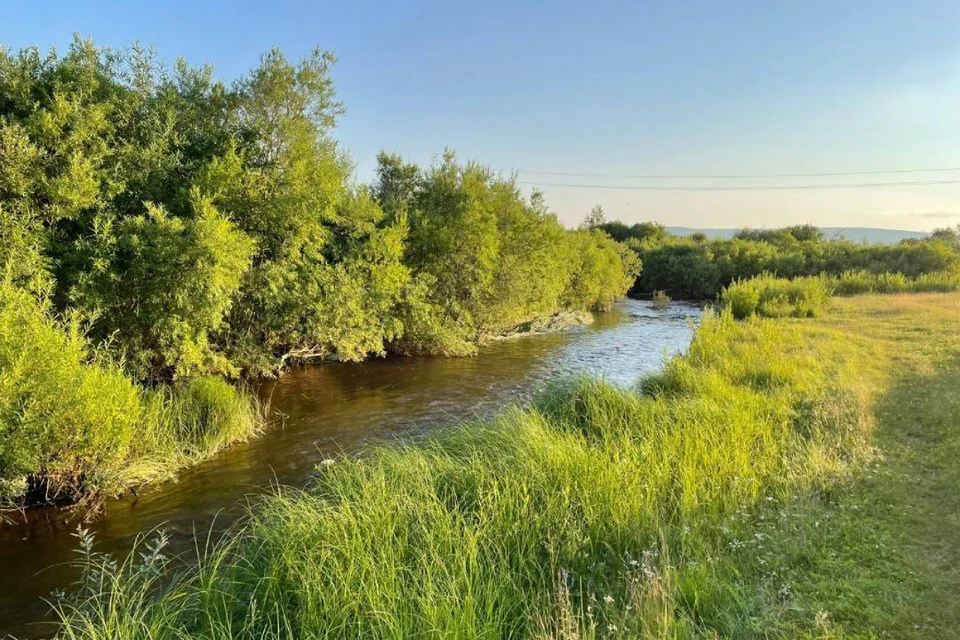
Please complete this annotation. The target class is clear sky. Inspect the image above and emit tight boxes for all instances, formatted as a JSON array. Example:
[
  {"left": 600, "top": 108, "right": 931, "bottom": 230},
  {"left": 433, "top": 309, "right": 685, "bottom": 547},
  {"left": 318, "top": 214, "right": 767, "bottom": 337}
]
[{"left": 5, "top": 0, "right": 960, "bottom": 230}]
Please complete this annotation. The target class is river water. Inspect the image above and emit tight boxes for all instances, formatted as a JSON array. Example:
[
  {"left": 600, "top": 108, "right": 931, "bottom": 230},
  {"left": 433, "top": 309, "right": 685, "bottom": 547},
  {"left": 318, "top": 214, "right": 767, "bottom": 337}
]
[{"left": 0, "top": 299, "right": 700, "bottom": 638}]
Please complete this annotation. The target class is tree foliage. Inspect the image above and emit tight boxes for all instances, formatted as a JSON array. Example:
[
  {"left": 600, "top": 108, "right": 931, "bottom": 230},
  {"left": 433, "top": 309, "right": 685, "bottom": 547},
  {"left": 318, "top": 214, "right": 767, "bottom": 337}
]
[
  {"left": 0, "top": 37, "right": 640, "bottom": 502},
  {"left": 612, "top": 224, "right": 960, "bottom": 299},
  {"left": 375, "top": 152, "right": 640, "bottom": 353}
]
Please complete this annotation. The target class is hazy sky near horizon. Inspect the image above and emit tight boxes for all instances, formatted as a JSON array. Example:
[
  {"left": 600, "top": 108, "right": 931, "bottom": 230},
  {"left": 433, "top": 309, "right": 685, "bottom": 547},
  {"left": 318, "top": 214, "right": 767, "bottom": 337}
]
[{"left": 6, "top": 0, "right": 960, "bottom": 230}]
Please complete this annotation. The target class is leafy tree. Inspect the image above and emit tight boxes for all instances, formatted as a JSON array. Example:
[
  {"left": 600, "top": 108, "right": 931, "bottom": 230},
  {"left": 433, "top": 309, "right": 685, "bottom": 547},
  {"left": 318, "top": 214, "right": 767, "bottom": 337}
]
[
  {"left": 627, "top": 223, "right": 960, "bottom": 298},
  {"left": 596, "top": 220, "right": 665, "bottom": 243},
  {"left": 581, "top": 204, "right": 606, "bottom": 229},
  {"left": 377, "top": 153, "right": 640, "bottom": 351},
  {"left": 565, "top": 229, "right": 641, "bottom": 310},
  {"left": 931, "top": 225, "right": 960, "bottom": 250},
  {"left": 72, "top": 193, "right": 254, "bottom": 379}
]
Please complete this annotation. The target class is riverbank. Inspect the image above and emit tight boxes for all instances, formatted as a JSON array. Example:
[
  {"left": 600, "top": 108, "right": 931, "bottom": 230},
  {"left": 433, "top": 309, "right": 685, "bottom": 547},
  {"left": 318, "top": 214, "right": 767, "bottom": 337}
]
[
  {"left": 481, "top": 310, "right": 595, "bottom": 343},
  {"left": 46, "top": 294, "right": 960, "bottom": 637},
  {"left": 1, "top": 299, "right": 698, "bottom": 638},
  {"left": 1, "top": 38, "right": 642, "bottom": 513},
  {"left": 0, "top": 303, "right": 609, "bottom": 513},
  {"left": 0, "top": 281, "right": 266, "bottom": 512}
]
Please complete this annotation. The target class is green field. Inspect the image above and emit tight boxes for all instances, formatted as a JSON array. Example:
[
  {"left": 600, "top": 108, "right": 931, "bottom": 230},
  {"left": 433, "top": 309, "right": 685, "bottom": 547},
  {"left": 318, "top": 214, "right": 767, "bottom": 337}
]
[{"left": 50, "top": 293, "right": 960, "bottom": 638}]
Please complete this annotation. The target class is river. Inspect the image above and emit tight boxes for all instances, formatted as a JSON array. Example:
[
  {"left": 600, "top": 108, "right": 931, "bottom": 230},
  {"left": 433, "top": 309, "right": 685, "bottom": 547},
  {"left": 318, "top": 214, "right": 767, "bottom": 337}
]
[{"left": 0, "top": 299, "right": 700, "bottom": 638}]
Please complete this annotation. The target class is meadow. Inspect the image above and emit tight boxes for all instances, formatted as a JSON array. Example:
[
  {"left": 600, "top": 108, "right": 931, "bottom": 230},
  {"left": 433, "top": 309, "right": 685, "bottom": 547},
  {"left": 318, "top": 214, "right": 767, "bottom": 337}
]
[{"left": 48, "top": 293, "right": 960, "bottom": 638}]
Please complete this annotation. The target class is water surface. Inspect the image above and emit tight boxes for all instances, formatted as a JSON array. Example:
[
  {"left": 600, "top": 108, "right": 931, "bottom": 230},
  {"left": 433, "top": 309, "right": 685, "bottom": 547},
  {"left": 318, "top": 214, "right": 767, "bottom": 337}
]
[{"left": 0, "top": 299, "right": 700, "bottom": 638}]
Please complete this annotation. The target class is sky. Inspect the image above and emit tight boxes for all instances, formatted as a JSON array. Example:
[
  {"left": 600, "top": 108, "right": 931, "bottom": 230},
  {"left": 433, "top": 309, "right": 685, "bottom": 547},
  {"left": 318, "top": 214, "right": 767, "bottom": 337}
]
[{"left": 5, "top": 0, "right": 960, "bottom": 230}]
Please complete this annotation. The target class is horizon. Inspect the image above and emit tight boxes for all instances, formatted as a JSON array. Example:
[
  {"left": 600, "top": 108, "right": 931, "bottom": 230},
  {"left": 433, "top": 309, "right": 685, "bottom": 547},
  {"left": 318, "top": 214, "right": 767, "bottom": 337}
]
[
  {"left": 6, "top": 0, "right": 960, "bottom": 231},
  {"left": 663, "top": 224, "right": 930, "bottom": 233}
]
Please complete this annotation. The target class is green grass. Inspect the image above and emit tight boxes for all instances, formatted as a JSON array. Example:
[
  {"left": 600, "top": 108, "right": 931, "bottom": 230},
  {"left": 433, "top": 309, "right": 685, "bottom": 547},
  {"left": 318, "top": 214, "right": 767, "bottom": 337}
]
[
  {"left": 45, "top": 293, "right": 960, "bottom": 638},
  {"left": 710, "top": 294, "right": 960, "bottom": 638},
  {"left": 0, "top": 281, "right": 265, "bottom": 505},
  {"left": 721, "top": 271, "right": 960, "bottom": 319},
  {"left": 50, "top": 296, "right": 894, "bottom": 639}
]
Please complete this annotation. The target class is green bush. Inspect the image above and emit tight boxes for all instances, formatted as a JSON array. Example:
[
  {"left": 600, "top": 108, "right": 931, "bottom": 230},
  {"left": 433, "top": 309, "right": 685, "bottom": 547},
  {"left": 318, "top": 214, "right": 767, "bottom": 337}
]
[
  {"left": 830, "top": 270, "right": 960, "bottom": 296},
  {"left": 721, "top": 274, "right": 832, "bottom": 320},
  {"left": 721, "top": 271, "right": 960, "bottom": 322},
  {"left": 831, "top": 270, "right": 875, "bottom": 296},
  {"left": 2, "top": 40, "right": 639, "bottom": 379},
  {"left": 0, "top": 279, "right": 263, "bottom": 504},
  {"left": 72, "top": 195, "right": 255, "bottom": 380},
  {"left": 910, "top": 271, "right": 960, "bottom": 292},
  {"left": 652, "top": 289, "right": 671, "bottom": 310},
  {"left": 625, "top": 226, "right": 960, "bottom": 299},
  {"left": 376, "top": 152, "right": 640, "bottom": 352},
  {"left": 0, "top": 280, "right": 142, "bottom": 501},
  {"left": 721, "top": 279, "right": 761, "bottom": 319}
]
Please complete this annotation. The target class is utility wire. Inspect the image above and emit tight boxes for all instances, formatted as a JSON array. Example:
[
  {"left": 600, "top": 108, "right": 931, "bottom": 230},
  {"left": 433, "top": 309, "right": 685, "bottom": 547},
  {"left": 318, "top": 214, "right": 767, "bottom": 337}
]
[
  {"left": 516, "top": 166, "right": 960, "bottom": 179},
  {"left": 515, "top": 178, "right": 960, "bottom": 191}
]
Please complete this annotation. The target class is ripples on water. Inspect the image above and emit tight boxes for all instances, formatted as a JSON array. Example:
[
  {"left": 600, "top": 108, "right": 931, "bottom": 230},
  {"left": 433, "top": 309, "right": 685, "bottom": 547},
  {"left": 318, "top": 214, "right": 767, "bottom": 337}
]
[{"left": 0, "top": 299, "right": 700, "bottom": 638}]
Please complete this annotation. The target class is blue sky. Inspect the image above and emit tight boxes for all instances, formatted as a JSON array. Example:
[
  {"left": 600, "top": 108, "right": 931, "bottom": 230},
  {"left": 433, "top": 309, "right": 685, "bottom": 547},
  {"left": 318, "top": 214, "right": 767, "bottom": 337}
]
[{"left": 6, "top": 0, "right": 960, "bottom": 229}]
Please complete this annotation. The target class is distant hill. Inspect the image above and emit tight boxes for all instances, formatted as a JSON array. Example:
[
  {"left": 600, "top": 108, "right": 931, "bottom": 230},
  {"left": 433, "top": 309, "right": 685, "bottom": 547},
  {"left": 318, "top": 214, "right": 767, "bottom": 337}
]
[{"left": 665, "top": 226, "right": 929, "bottom": 244}]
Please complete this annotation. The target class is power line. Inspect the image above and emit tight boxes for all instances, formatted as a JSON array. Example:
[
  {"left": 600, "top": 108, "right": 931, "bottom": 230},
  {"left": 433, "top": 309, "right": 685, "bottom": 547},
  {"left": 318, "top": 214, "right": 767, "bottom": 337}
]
[
  {"left": 516, "top": 166, "right": 960, "bottom": 179},
  {"left": 515, "top": 178, "right": 960, "bottom": 192}
]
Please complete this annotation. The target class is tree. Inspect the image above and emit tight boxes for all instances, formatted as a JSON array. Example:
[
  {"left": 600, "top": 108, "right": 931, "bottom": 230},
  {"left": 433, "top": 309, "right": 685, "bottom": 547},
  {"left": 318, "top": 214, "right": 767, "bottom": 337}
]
[
  {"left": 581, "top": 204, "right": 606, "bottom": 229},
  {"left": 931, "top": 225, "right": 960, "bottom": 250},
  {"left": 72, "top": 193, "right": 255, "bottom": 379}
]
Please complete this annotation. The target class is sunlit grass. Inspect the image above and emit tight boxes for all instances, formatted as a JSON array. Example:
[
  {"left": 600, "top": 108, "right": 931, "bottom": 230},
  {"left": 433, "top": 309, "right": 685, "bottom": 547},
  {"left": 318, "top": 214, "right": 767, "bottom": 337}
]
[
  {"left": 0, "top": 279, "right": 265, "bottom": 505},
  {"left": 721, "top": 271, "right": 960, "bottom": 320},
  {"left": 49, "top": 298, "right": 891, "bottom": 639}
]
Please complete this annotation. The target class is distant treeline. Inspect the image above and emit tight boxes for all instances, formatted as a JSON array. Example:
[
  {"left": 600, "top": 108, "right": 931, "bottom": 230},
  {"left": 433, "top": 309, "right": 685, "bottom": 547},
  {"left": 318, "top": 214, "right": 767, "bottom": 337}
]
[
  {"left": 0, "top": 39, "right": 637, "bottom": 503},
  {"left": 593, "top": 219, "right": 960, "bottom": 299}
]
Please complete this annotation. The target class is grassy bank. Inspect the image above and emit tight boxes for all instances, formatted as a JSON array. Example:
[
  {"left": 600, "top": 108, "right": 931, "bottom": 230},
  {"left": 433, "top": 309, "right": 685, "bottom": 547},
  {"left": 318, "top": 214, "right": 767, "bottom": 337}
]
[
  {"left": 0, "top": 283, "right": 264, "bottom": 507},
  {"left": 49, "top": 294, "right": 960, "bottom": 638},
  {"left": 720, "top": 270, "right": 960, "bottom": 319},
  {"left": 720, "top": 294, "right": 960, "bottom": 637}
]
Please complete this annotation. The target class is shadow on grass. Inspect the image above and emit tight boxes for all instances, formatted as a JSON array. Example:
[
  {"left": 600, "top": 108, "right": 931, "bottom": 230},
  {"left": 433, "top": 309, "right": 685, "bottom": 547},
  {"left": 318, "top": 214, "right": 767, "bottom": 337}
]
[{"left": 724, "top": 353, "right": 960, "bottom": 638}]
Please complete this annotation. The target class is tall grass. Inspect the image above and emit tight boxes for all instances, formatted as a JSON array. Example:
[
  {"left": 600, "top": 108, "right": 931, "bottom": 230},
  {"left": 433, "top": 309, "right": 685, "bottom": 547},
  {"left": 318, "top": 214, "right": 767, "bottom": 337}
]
[
  {"left": 721, "top": 270, "right": 960, "bottom": 319},
  {"left": 829, "top": 269, "right": 960, "bottom": 296},
  {"left": 51, "top": 310, "right": 873, "bottom": 638},
  {"left": 720, "top": 274, "right": 832, "bottom": 320},
  {"left": 0, "top": 281, "right": 264, "bottom": 505}
]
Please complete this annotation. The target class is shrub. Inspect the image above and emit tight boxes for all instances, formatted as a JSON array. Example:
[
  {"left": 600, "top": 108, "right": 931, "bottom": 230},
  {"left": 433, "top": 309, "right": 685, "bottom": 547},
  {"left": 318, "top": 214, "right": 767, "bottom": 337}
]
[
  {"left": 0, "top": 280, "right": 142, "bottom": 501},
  {"left": 721, "top": 275, "right": 832, "bottom": 320},
  {"left": 652, "top": 289, "right": 671, "bottom": 310},
  {"left": 626, "top": 226, "right": 960, "bottom": 299},
  {"left": 0, "top": 279, "right": 263, "bottom": 504},
  {"left": 72, "top": 195, "right": 255, "bottom": 380},
  {"left": 831, "top": 270, "right": 875, "bottom": 296},
  {"left": 829, "top": 270, "right": 960, "bottom": 296},
  {"left": 721, "top": 279, "right": 762, "bottom": 319},
  {"left": 910, "top": 271, "right": 960, "bottom": 292}
]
